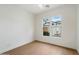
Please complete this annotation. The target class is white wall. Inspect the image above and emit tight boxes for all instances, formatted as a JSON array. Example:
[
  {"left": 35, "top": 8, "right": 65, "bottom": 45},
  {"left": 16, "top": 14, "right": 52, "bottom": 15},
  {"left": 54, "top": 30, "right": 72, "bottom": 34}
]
[
  {"left": 0, "top": 5, "right": 34, "bottom": 54},
  {"left": 35, "top": 5, "right": 76, "bottom": 49},
  {"left": 77, "top": 5, "right": 79, "bottom": 53}
]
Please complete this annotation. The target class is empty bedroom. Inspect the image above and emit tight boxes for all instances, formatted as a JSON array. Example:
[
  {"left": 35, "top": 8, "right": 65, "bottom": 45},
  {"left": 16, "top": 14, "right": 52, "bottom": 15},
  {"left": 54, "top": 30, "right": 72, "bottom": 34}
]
[{"left": 0, "top": 4, "right": 79, "bottom": 55}]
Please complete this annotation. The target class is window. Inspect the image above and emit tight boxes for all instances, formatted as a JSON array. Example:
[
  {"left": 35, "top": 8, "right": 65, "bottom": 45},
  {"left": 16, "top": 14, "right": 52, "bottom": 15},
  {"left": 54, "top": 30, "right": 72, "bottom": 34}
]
[
  {"left": 43, "top": 17, "right": 50, "bottom": 36},
  {"left": 43, "top": 16, "right": 62, "bottom": 37}
]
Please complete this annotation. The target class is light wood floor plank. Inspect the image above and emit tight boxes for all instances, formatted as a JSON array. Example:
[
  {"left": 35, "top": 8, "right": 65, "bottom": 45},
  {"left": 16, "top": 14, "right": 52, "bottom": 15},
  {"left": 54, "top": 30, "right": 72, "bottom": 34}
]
[{"left": 2, "top": 41, "right": 78, "bottom": 55}]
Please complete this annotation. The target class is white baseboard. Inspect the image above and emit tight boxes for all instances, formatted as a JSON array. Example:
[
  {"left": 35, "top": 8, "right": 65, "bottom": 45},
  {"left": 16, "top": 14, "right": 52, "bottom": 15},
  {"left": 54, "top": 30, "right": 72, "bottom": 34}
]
[
  {"left": 35, "top": 40, "right": 76, "bottom": 50},
  {"left": 0, "top": 39, "right": 34, "bottom": 54}
]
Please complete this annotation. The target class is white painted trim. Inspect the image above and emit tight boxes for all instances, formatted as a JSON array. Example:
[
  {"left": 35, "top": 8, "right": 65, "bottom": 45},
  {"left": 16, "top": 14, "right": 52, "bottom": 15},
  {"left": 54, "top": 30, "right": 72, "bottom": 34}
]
[{"left": 0, "top": 40, "right": 34, "bottom": 54}]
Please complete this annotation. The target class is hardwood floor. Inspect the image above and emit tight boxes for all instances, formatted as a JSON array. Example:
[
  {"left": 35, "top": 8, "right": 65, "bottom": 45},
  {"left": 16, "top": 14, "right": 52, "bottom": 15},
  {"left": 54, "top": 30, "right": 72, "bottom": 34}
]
[{"left": 3, "top": 41, "right": 78, "bottom": 55}]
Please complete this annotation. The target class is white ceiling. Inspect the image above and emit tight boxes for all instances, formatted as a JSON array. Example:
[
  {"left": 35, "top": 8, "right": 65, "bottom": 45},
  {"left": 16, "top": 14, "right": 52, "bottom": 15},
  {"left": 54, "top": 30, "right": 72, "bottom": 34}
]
[
  {"left": 0, "top": 4, "right": 63, "bottom": 14},
  {"left": 17, "top": 4, "right": 63, "bottom": 14}
]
